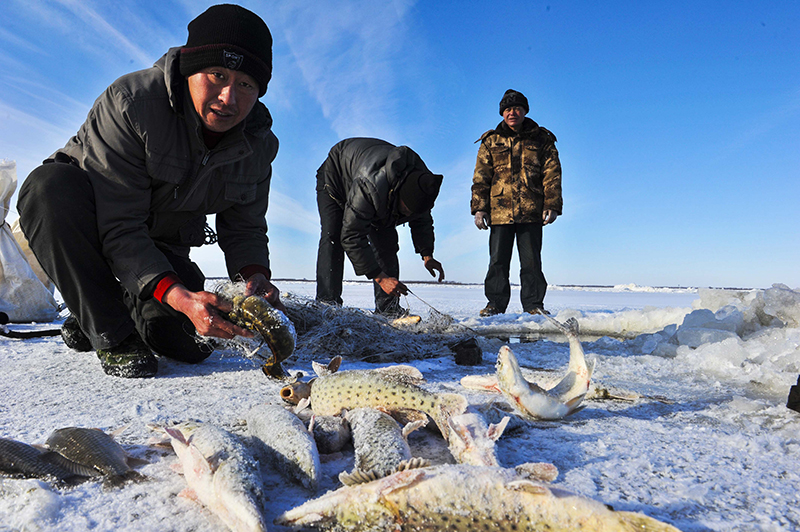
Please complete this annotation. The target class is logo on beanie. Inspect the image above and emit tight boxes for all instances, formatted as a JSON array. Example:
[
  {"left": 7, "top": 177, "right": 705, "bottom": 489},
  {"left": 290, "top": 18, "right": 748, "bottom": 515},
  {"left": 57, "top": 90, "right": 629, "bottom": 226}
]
[{"left": 223, "top": 50, "right": 244, "bottom": 70}]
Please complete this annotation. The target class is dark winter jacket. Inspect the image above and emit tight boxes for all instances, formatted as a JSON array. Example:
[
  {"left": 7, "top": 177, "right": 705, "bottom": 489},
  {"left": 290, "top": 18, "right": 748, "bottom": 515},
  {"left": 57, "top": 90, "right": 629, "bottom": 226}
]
[
  {"left": 471, "top": 117, "right": 562, "bottom": 225},
  {"left": 52, "top": 47, "right": 278, "bottom": 296},
  {"left": 316, "top": 138, "right": 436, "bottom": 278}
]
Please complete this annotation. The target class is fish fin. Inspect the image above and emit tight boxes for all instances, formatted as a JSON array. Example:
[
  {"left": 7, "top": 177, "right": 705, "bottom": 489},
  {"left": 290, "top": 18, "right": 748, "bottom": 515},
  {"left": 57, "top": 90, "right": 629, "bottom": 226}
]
[
  {"left": 178, "top": 487, "right": 199, "bottom": 500},
  {"left": 126, "top": 456, "right": 150, "bottom": 467},
  {"left": 586, "top": 356, "right": 596, "bottom": 380},
  {"left": 372, "top": 365, "right": 425, "bottom": 382},
  {"left": 308, "top": 414, "right": 316, "bottom": 432},
  {"left": 487, "top": 416, "right": 510, "bottom": 442},
  {"left": 565, "top": 317, "right": 580, "bottom": 335},
  {"left": 164, "top": 427, "right": 188, "bottom": 446},
  {"left": 515, "top": 462, "right": 559, "bottom": 483},
  {"left": 564, "top": 393, "right": 586, "bottom": 414},
  {"left": 616, "top": 511, "right": 682, "bottom": 531},
  {"left": 39, "top": 451, "right": 102, "bottom": 478},
  {"left": 109, "top": 424, "right": 130, "bottom": 439},
  {"left": 327, "top": 355, "right": 342, "bottom": 373},
  {"left": 460, "top": 374, "right": 501, "bottom": 392},
  {"left": 188, "top": 444, "right": 216, "bottom": 476},
  {"left": 295, "top": 397, "right": 311, "bottom": 414},
  {"left": 339, "top": 468, "right": 384, "bottom": 486},
  {"left": 312, "top": 360, "right": 328, "bottom": 377},
  {"left": 395, "top": 457, "right": 430, "bottom": 472},
  {"left": 506, "top": 479, "right": 550, "bottom": 495},
  {"left": 401, "top": 419, "right": 427, "bottom": 438}
]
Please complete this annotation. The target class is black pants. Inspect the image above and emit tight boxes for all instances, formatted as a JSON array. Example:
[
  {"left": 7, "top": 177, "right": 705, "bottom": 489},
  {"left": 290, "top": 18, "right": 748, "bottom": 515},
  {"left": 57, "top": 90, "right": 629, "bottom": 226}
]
[
  {"left": 484, "top": 223, "right": 546, "bottom": 312},
  {"left": 315, "top": 189, "right": 402, "bottom": 315},
  {"left": 17, "top": 161, "right": 210, "bottom": 363}
]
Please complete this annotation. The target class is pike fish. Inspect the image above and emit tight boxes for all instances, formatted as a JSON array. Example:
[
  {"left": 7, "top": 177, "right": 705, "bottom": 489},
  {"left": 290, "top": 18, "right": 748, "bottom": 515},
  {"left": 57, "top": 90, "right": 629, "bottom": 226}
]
[
  {"left": 275, "top": 463, "right": 682, "bottom": 532},
  {"left": 45, "top": 427, "right": 144, "bottom": 486},
  {"left": 339, "top": 408, "right": 428, "bottom": 486},
  {"left": 165, "top": 422, "right": 268, "bottom": 532},
  {"left": 464, "top": 317, "right": 594, "bottom": 420},
  {"left": 246, "top": 403, "right": 321, "bottom": 491},
  {"left": 0, "top": 437, "right": 98, "bottom": 483},
  {"left": 308, "top": 365, "right": 468, "bottom": 440}
]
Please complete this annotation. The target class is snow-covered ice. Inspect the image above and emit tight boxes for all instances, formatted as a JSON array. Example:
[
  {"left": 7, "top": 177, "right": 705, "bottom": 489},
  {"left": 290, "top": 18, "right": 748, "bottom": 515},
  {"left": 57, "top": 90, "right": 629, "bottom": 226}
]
[{"left": 2, "top": 281, "right": 799, "bottom": 532}]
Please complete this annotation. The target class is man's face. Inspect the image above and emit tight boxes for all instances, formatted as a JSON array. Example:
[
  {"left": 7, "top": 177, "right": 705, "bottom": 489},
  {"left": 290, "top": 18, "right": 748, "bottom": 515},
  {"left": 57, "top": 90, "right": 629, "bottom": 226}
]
[
  {"left": 502, "top": 105, "right": 527, "bottom": 131},
  {"left": 187, "top": 67, "right": 259, "bottom": 132}
]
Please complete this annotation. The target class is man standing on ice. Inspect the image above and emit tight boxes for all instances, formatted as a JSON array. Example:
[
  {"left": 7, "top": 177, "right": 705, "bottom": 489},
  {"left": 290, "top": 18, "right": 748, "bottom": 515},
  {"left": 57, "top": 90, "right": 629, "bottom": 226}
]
[
  {"left": 17, "top": 4, "right": 283, "bottom": 378},
  {"left": 471, "top": 89, "right": 563, "bottom": 316},
  {"left": 315, "top": 138, "right": 446, "bottom": 318}
]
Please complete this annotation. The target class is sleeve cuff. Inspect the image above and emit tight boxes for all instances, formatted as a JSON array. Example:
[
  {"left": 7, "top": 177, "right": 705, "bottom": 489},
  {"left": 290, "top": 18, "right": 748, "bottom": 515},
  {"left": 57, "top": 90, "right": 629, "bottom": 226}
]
[
  {"left": 238, "top": 264, "right": 272, "bottom": 282},
  {"left": 153, "top": 273, "right": 183, "bottom": 303}
]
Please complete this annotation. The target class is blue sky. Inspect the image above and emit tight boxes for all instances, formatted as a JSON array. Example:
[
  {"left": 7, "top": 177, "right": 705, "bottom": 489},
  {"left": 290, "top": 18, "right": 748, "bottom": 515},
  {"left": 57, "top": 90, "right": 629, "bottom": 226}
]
[{"left": 1, "top": 0, "right": 798, "bottom": 290}]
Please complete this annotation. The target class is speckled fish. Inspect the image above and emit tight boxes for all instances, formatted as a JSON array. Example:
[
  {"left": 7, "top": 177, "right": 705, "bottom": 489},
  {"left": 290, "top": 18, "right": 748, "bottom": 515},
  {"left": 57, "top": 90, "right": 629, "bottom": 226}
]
[
  {"left": 446, "top": 411, "right": 509, "bottom": 467},
  {"left": 339, "top": 408, "right": 428, "bottom": 486},
  {"left": 0, "top": 437, "right": 98, "bottom": 483},
  {"left": 308, "top": 366, "right": 468, "bottom": 440},
  {"left": 165, "top": 422, "right": 268, "bottom": 532},
  {"left": 246, "top": 403, "right": 321, "bottom": 491},
  {"left": 45, "top": 427, "right": 144, "bottom": 486},
  {"left": 275, "top": 463, "right": 682, "bottom": 532},
  {"left": 227, "top": 293, "right": 297, "bottom": 378}
]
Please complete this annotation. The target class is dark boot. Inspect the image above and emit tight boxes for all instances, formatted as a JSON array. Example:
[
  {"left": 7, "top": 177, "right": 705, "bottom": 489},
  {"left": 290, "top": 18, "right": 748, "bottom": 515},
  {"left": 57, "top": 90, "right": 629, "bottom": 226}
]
[
  {"left": 96, "top": 332, "right": 157, "bottom": 378},
  {"left": 60, "top": 315, "right": 93, "bottom": 352}
]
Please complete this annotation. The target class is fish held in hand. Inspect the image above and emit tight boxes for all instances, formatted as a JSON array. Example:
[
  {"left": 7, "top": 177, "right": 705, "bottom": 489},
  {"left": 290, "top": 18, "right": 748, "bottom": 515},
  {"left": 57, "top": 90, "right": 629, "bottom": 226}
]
[
  {"left": 227, "top": 294, "right": 297, "bottom": 376},
  {"left": 275, "top": 463, "right": 682, "bottom": 531},
  {"left": 165, "top": 422, "right": 268, "bottom": 532}
]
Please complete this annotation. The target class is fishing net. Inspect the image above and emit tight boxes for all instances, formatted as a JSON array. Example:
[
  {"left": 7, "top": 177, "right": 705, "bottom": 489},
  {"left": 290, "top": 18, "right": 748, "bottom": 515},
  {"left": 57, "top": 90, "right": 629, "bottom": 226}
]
[
  {"left": 282, "top": 292, "right": 474, "bottom": 363},
  {"left": 206, "top": 282, "right": 475, "bottom": 365}
]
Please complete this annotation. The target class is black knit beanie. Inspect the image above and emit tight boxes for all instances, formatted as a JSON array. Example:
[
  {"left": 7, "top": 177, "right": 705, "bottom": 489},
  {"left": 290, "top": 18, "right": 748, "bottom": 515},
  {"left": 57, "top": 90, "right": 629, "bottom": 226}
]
[
  {"left": 180, "top": 4, "right": 273, "bottom": 97},
  {"left": 399, "top": 170, "right": 443, "bottom": 213},
  {"left": 499, "top": 89, "right": 529, "bottom": 115}
]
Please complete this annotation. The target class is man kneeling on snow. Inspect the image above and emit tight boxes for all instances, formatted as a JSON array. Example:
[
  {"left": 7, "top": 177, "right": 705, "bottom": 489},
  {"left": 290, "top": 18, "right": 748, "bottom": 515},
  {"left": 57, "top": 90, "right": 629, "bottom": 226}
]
[{"left": 17, "top": 5, "right": 283, "bottom": 378}]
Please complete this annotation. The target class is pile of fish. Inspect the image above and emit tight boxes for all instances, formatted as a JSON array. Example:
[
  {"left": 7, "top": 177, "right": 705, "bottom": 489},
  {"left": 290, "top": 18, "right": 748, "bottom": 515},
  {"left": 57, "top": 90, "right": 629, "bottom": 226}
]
[{"left": 2, "top": 315, "right": 683, "bottom": 531}]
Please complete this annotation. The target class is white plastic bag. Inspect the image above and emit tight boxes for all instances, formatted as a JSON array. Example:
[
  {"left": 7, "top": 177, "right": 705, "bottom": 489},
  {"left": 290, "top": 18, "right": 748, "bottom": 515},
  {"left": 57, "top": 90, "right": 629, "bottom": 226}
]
[{"left": 0, "top": 160, "right": 59, "bottom": 322}]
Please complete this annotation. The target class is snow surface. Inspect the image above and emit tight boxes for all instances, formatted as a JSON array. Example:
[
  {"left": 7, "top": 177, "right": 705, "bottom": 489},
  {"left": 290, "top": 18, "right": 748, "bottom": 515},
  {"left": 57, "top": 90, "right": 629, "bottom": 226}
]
[{"left": 2, "top": 281, "right": 800, "bottom": 532}]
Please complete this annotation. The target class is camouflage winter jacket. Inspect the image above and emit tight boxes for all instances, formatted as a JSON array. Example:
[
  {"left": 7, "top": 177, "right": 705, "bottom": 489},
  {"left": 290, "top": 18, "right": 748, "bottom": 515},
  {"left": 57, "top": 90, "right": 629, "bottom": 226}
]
[
  {"left": 51, "top": 47, "right": 278, "bottom": 296},
  {"left": 470, "top": 117, "right": 562, "bottom": 225}
]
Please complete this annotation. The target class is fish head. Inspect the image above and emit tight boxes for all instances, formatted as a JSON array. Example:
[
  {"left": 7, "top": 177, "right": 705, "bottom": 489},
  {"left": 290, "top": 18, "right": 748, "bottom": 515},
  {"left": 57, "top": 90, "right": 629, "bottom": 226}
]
[
  {"left": 274, "top": 483, "right": 398, "bottom": 529},
  {"left": 495, "top": 346, "right": 521, "bottom": 383}
]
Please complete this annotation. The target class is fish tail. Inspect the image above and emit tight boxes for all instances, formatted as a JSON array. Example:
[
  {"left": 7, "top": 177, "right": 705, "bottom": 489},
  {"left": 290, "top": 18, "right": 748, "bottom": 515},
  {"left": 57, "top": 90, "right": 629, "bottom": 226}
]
[{"left": 432, "top": 393, "right": 469, "bottom": 439}]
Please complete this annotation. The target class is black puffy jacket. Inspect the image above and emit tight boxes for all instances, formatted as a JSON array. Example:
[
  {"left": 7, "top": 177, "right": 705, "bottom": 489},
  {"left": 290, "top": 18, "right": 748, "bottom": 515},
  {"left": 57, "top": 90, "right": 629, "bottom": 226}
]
[{"left": 316, "top": 138, "right": 436, "bottom": 278}]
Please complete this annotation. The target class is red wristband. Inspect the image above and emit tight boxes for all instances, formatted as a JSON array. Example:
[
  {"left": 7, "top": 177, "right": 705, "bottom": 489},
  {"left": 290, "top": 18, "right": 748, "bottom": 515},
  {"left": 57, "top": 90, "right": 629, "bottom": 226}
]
[{"left": 153, "top": 273, "right": 183, "bottom": 303}]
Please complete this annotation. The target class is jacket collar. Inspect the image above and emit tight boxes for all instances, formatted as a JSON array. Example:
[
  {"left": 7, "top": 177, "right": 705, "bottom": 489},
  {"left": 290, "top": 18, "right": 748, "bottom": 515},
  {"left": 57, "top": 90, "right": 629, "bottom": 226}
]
[{"left": 493, "top": 116, "right": 539, "bottom": 138}]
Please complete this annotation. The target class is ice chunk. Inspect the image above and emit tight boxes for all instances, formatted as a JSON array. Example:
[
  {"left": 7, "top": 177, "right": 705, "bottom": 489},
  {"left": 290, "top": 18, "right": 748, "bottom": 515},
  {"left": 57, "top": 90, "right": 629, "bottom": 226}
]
[{"left": 675, "top": 327, "right": 739, "bottom": 348}]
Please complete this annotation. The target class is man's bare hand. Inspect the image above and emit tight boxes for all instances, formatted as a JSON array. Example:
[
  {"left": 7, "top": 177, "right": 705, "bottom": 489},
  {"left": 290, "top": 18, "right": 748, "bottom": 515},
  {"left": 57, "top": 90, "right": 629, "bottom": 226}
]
[
  {"left": 422, "top": 256, "right": 445, "bottom": 282},
  {"left": 374, "top": 272, "right": 409, "bottom": 297},
  {"left": 163, "top": 284, "right": 252, "bottom": 339},
  {"left": 543, "top": 210, "right": 558, "bottom": 226},
  {"left": 245, "top": 273, "right": 286, "bottom": 312}
]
